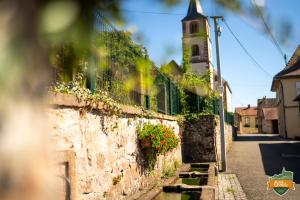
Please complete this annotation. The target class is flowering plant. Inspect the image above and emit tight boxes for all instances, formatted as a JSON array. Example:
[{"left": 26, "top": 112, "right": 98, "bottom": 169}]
[{"left": 137, "top": 123, "right": 179, "bottom": 155}]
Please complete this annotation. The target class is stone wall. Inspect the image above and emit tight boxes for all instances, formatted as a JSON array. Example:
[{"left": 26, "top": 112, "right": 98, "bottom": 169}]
[
  {"left": 216, "top": 119, "right": 233, "bottom": 169},
  {"left": 182, "top": 115, "right": 233, "bottom": 169},
  {"left": 239, "top": 127, "right": 258, "bottom": 134},
  {"left": 47, "top": 93, "right": 182, "bottom": 200}
]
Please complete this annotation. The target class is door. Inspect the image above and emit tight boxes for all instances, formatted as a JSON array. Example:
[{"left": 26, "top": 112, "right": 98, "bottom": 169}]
[{"left": 272, "top": 120, "right": 279, "bottom": 134}]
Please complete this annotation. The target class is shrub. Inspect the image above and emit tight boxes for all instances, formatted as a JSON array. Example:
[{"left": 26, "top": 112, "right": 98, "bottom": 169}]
[{"left": 137, "top": 123, "right": 179, "bottom": 155}]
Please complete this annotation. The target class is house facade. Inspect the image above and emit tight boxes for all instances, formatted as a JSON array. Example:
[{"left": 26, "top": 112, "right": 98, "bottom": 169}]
[
  {"left": 235, "top": 105, "right": 258, "bottom": 134},
  {"left": 222, "top": 80, "right": 233, "bottom": 112},
  {"left": 271, "top": 45, "right": 300, "bottom": 139},
  {"left": 257, "top": 97, "right": 278, "bottom": 134}
]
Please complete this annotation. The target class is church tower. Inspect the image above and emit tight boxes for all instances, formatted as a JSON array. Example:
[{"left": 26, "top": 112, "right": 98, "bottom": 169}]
[{"left": 182, "top": 0, "right": 214, "bottom": 89}]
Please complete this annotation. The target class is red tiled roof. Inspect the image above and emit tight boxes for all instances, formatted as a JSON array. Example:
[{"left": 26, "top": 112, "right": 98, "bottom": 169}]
[
  {"left": 262, "top": 108, "right": 278, "bottom": 120},
  {"left": 235, "top": 107, "right": 257, "bottom": 116}
]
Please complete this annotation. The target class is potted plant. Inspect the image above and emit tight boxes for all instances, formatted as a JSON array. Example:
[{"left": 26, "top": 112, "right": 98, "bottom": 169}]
[
  {"left": 140, "top": 137, "right": 151, "bottom": 149},
  {"left": 137, "top": 123, "right": 179, "bottom": 155}
]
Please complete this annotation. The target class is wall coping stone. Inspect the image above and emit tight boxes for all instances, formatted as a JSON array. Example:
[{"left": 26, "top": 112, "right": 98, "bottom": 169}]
[{"left": 48, "top": 92, "right": 178, "bottom": 121}]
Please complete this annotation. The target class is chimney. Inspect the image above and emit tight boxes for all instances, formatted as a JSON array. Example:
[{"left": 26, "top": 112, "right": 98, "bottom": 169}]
[{"left": 248, "top": 104, "right": 250, "bottom": 109}]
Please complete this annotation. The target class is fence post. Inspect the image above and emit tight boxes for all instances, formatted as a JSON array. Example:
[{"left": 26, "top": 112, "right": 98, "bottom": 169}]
[
  {"left": 145, "top": 95, "right": 150, "bottom": 110},
  {"left": 168, "top": 78, "right": 172, "bottom": 115},
  {"left": 197, "top": 95, "right": 200, "bottom": 113},
  {"left": 86, "top": 61, "right": 95, "bottom": 93},
  {"left": 213, "top": 100, "right": 216, "bottom": 114}
]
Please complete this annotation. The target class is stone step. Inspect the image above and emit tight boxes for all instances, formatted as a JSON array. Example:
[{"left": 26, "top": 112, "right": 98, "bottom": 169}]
[
  {"left": 179, "top": 172, "right": 209, "bottom": 178},
  {"left": 190, "top": 163, "right": 210, "bottom": 168},
  {"left": 163, "top": 184, "right": 216, "bottom": 193}
]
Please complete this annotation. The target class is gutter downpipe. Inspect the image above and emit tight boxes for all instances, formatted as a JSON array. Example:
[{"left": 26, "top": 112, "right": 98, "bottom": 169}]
[{"left": 279, "top": 80, "right": 288, "bottom": 139}]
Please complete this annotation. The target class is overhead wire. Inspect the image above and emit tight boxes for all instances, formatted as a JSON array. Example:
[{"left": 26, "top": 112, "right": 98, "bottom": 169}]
[
  {"left": 222, "top": 19, "right": 273, "bottom": 78},
  {"left": 250, "top": 0, "right": 287, "bottom": 64},
  {"left": 232, "top": 94, "right": 246, "bottom": 107},
  {"left": 122, "top": 6, "right": 287, "bottom": 67}
]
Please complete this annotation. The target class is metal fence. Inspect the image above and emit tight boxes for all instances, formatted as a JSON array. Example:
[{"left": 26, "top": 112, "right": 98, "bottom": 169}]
[
  {"left": 225, "top": 112, "right": 234, "bottom": 125},
  {"left": 92, "top": 12, "right": 234, "bottom": 119},
  {"left": 212, "top": 100, "right": 234, "bottom": 125},
  {"left": 92, "top": 11, "right": 181, "bottom": 115},
  {"left": 54, "top": 11, "right": 228, "bottom": 117}
]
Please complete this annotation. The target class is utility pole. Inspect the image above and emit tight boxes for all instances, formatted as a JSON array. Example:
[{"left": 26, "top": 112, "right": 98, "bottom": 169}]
[{"left": 211, "top": 16, "right": 227, "bottom": 172}]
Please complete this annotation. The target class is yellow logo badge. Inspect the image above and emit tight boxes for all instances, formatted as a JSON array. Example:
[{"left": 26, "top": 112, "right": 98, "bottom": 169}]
[{"left": 267, "top": 168, "right": 295, "bottom": 196}]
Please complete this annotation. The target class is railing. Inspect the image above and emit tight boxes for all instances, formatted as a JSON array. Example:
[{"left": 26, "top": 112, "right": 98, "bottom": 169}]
[
  {"left": 91, "top": 11, "right": 181, "bottom": 115},
  {"left": 53, "top": 11, "right": 224, "bottom": 117},
  {"left": 225, "top": 112, "right": 234, "bottom": 125}
]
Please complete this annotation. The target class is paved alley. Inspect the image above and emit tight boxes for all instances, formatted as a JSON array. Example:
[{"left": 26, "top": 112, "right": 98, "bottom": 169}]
[{"left": 227, "top": 134, "right": 300, "bottom": 200}]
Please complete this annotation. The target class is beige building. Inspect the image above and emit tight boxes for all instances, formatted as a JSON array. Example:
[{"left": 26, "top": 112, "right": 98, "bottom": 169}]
[
  {"left": 235, "top": 105, "right": 258, "bottom": 134},
  {"left": 257, "top": 97, "right": 278, "bottom": 134},
  {"left": 271, "top": 45, "right": 300, "bottom": 139},
  {"left": 224, "top": 81, "right": 233, "bottom": 112}
]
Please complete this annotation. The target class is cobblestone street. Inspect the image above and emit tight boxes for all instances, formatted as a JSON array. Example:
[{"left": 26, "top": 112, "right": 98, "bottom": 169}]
[{"left": 218, "top": 173, "right": 247, "bottom": 200}]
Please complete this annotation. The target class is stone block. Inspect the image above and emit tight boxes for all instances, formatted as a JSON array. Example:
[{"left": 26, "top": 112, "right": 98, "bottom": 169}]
[{"left": 96, "top": 153, "right": 105, "bottom": 170}]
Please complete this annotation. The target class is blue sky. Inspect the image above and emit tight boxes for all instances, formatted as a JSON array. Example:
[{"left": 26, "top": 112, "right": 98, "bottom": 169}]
[{"left": 120, "top": 0, "right": 300, "bottom": 109}]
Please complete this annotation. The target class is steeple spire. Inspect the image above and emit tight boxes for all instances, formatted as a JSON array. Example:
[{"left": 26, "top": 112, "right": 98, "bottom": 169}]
[
  {"left": 182, "top": 0, "right": 206, "bottom": 21},
  {"left": 187, "top": 0, "right": 203, "bottom": 15}
]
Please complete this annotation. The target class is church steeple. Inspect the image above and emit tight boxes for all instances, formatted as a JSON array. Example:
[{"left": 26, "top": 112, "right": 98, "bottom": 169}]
[
  {"left": 182, "top": 0, "right": 206, "bottom": 21},
  {"left": 181, "top": 0, "right": 214, "bottom": 89}
]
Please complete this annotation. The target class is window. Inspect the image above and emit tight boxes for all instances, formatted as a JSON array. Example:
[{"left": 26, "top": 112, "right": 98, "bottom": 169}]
[
  {"left": 192, "top": 45, "right": 200, "bottom": 56},
  {"left": 214, "top": 75, "right": 218, "bottom": 82},
  {"left": 245, "top": 117, "right": 250, "bottom": 125},
  {"left": 296, "top": 82, "right": 300, "bottom": 96},
  {"left": 190, "top": 22, "right": 199, "bottom": 34},
  {"left": 182, "top": 23, "right": 186, "bottom": 34}
]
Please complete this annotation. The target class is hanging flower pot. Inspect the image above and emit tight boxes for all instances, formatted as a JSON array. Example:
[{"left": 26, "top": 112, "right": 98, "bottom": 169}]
[{"left": 140, "top": 138, "right": 151, "bottom": 149}]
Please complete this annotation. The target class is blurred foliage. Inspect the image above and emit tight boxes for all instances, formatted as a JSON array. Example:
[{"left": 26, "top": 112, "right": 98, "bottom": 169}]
[
  {"left": 93, "top": 31, "right": 157, "bottom": 99},
  {"left": 214, "top": 0, "right": 241, "bottom": 13},
  {"left": 51, "top": 28, "right": 166, "bottom": 111},
  {"left": 50, "top": 43, "right": 89, "bottom": 82},
  {"left": 2, "top": 0, "right": 290, "bottom": 199},
  {"left": 1, "top": 0, "right": 295, "bottom": 101},
  {"left": 52, "top": 72, "right": 122, "bottom": 115},
  {"left": 94, "top": 31, "right": 148, "bottom": 73},
  {"left": 160, "top": 61, "right": 183, "bottom": 83},
  {"left": 160, "top": 0, "right": 182, "bottom": 7},
  {"left": 182, "top": 43, "right": 191, "bottom": 73}
]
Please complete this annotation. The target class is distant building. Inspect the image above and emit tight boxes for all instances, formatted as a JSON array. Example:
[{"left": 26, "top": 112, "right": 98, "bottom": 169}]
[
  {"left": 235, "top": 105, "right": 258, "bottom": 134},
  {"left": 181, "top": 0, "right": 213, "bottom": 89},
  {"left": 160, "top": 60, "right": 183, "bottom": 83},
  {"left": 178, "top": 0, "right": 233, "bottom": 112},
  {"left": 257, "top": 97, "right": 278, "bottom": 134},
  {"left": 271, "top": 45, "right": 300, "bottom": 139},
  {"left": 223, "top": 81, "right": 233, "bottom": 112}
]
